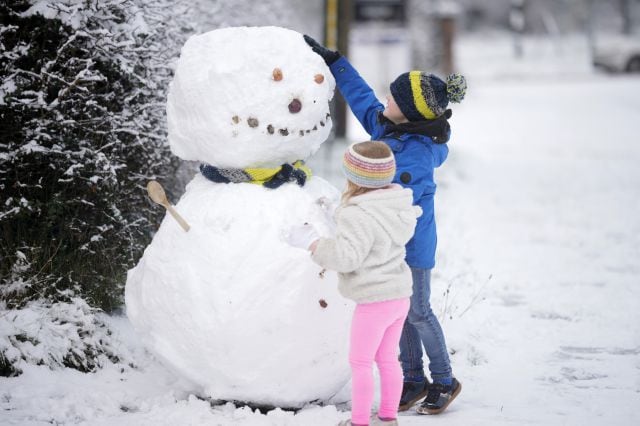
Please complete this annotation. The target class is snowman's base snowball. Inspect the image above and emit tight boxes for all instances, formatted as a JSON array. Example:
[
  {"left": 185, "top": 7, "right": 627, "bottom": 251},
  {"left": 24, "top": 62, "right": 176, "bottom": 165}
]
[{"left": 126, "top": 175, "right": 353, "bottom": 407}]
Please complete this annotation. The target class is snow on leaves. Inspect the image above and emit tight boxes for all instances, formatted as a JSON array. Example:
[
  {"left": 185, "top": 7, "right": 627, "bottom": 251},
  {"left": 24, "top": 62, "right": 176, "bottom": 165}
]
[
  {"left": 0, "top": 298, "right": 126, "bottom": 377},
  {"left": 0, "top": 1, "right": 192, "bottom": 324}
]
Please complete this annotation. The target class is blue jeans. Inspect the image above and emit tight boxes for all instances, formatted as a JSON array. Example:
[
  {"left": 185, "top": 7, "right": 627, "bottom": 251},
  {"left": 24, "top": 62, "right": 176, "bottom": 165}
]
[{"left": 399, "top": 268, "right": 452, "bottom": 383}]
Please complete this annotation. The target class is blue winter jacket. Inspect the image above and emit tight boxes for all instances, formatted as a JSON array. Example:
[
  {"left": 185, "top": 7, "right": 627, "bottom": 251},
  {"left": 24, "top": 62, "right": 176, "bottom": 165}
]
[{"left": 330, "top": 57, "right": 448, "bottom": 269}]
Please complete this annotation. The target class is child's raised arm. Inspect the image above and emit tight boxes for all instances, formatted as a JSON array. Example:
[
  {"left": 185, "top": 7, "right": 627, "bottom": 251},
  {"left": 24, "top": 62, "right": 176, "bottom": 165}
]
[
  {"left": 304, "top": 35, "right": 384, "bottom": 138},
  {"left": 329, "top": 57, "right": 385, "bottom": 137}
]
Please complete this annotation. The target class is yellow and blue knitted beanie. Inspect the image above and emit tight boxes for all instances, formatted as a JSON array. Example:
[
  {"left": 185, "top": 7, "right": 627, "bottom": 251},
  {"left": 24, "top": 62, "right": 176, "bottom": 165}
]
[{"left": 390, "top": 71, "right": 467, "bottom": 121}]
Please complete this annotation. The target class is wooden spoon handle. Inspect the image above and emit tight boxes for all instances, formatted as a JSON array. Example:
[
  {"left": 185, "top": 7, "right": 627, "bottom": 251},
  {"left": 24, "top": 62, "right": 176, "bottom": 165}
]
[
  {"left": 147, "top": 180, "right": 190, "bottom": 232},
  {"left": 166, "top": 204, "right": 190, "bottom": 232}
]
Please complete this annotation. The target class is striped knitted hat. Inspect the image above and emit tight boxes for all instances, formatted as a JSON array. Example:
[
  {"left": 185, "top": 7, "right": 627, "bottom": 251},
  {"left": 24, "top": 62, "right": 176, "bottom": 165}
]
[
  {"left": 342, "top": 141, "right": 396, "bottom": 189},
  {"left": 390, "top": 71, "right": 467, "bottom": 121}
]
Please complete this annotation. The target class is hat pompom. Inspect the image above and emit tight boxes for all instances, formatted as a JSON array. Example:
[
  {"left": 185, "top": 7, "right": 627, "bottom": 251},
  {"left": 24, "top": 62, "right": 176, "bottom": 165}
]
[{"left": 446, "top": 73, "right": 467, "bottom": 103}]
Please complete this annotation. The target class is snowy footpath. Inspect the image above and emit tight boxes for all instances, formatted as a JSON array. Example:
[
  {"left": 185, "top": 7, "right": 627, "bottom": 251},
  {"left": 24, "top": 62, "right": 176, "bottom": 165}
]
[
  {"left": 2, "top": 35, "right": 640, "bottom": 425},
  {"left": 424, "top": 74, "right": 640, "bottom": 425}
]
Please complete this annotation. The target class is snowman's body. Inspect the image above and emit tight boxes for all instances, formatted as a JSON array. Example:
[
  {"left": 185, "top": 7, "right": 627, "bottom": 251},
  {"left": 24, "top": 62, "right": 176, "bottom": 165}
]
[
  {"left": 126, "top": 175, "right": 350, "bottom": 406},
  {"left": 125, "top": 27, "right": 353, "bottom": 407}
]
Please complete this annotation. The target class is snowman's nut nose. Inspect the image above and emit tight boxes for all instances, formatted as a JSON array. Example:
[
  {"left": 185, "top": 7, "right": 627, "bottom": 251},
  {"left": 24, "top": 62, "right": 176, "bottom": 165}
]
[{"left": 288, "top": 98, "right": 302, "bottom": 113}]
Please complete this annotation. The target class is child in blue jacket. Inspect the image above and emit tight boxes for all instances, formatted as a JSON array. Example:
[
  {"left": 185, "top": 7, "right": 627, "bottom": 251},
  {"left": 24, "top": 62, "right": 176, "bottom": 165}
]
[{"left": 305, "top": 35, "right": 466, "bottom": 416}]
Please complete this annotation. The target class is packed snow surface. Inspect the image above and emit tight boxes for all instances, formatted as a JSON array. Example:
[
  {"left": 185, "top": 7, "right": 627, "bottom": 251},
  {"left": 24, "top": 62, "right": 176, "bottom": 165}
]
[
  {"left": 125, "top": 26, "right": 352, "bottom": 408},
  {"left": 2, "top": 32, "right": 639, "bottom": 425},
  {"left": 126, "top": 27, "right": 353, "bottom": 407},
  {"left": 126, "top": 175, "right": 352, "bottom": 407}
]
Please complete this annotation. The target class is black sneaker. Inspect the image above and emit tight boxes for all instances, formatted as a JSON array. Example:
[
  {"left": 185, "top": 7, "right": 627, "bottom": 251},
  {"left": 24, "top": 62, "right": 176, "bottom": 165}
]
[
  {"left": 398, "top": 379, "right": 429, "bottom": 411},
  {"left": 416, "top": 378, "right": 461, "bottom": 415}
]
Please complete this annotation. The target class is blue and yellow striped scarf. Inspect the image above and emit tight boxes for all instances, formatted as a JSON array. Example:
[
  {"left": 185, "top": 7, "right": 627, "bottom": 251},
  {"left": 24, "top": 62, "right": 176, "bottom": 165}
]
[{"left": 199, "top": 161, "right": 312, "bottom": 189}]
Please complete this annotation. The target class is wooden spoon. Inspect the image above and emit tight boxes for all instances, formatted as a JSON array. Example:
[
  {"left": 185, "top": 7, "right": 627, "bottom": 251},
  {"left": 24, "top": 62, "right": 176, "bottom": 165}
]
[{"left": 147, "top": 180, "right": 190, "bottom": 232}]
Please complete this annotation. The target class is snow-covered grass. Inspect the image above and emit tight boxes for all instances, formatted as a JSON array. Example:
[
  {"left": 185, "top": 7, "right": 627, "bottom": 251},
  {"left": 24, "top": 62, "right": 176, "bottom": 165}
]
[
  {"left": 0, "top": 299, "right": 123, "bottom": 376},
  {"left": 428, "top": 69, "right": 640, "bottom": 426},
  {"left": 2, "top": 32, "right": 640, "bottom": 425}
]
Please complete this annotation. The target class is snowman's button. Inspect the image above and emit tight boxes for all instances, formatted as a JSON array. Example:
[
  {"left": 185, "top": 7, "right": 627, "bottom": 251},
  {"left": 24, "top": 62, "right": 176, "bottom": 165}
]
[
  {"left": 314, "top": 74, "right": 324, "bottom": 84},
  {"left": 247, "top": 117, "right": 259, "bottom": 128},
  {"left": 288, "top": 98, "right": 302, "bottom": 114},
  {"left": 267, "top": 124, "right": 274, "bottom": 134},
  {"left": 273, "top": 68, "right": 283, "bottom": 81}
]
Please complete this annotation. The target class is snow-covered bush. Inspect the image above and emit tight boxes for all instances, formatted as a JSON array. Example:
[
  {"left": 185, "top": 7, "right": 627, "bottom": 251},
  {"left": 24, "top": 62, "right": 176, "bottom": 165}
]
[
  {"left": 0, "top": 0, "right": 192, "bottom": 312},
  {"left": 0, "top": 0, "right": 322, "bottom": 377},
  {"left": 0, "top": 298, "right": 127, "bottom": 376}
]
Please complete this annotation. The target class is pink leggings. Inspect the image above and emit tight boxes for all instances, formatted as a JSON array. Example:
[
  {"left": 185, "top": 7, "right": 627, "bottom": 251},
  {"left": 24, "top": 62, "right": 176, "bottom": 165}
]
[{"left": 349, "top": 298, "right": 410, "bottom": 425}]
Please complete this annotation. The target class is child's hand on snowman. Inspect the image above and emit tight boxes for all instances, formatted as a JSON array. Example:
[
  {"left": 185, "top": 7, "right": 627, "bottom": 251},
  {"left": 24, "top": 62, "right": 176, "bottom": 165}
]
[
  {"left": 315, "top": 196, "right": 337, "bottom": 232},
  {"left": 286, "top": 223, "right": 320, "bottom": 251},
  {"left": 315, "top": 196, "right": 333, "bottom": 211},
  {"left": 303, "top": 35, "right": 340, "bottom": 66}
]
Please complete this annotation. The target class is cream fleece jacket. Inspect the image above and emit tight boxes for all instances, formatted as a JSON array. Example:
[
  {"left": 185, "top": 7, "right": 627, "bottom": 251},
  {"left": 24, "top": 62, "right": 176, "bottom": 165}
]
[{"left": 311, "top": 185, "right": 422, "bottom": 304}]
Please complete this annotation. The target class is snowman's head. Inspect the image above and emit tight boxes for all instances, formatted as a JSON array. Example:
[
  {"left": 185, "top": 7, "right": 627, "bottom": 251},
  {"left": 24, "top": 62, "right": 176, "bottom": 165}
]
[{"left": 167, "top": 27, "right": 336, "bottom": 169}]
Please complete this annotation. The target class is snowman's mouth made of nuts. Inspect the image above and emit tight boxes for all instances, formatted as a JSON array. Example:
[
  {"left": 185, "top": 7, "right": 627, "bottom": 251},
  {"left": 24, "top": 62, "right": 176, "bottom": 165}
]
[{"left": 230, "top": 111, "right": 331, "bottom": 137}]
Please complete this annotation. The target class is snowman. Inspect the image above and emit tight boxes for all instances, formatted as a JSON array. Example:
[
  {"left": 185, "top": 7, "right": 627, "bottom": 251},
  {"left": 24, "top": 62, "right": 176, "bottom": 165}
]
[{"left": 125, "top": 26, "right": 354, "bottom": 408}]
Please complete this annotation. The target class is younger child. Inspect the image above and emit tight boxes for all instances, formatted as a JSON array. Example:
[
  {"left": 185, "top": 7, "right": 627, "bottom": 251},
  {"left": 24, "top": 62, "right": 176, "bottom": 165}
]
[
  {"left": 304, "top": 35, "right": 466, "bottom": 415},
  {"left": 287, "top": 141, "right": 422, "bottom": 426}
]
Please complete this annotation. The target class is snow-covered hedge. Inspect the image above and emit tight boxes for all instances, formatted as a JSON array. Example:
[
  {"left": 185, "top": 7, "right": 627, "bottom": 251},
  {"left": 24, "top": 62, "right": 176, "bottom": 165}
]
[
  {"left": 0, "top": 0, "right": 191, "bottom": 312},
  {"left": 0, "top": 0, "right": 319, "bottom": 378},
  {"left": 0, "top": 298, "right": 127, "bottom": 376}
]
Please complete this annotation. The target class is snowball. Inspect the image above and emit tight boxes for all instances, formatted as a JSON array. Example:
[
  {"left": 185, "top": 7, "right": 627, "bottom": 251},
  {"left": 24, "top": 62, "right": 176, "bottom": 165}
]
[
  {"left": 166, "top": 26, "right": 336, "bottom": 168},
  {"left": 126, "top": 176, "right": 353, "bottom": 407},
  {"left": 127, "top": 26, "right": 350, "bottom": 407}
]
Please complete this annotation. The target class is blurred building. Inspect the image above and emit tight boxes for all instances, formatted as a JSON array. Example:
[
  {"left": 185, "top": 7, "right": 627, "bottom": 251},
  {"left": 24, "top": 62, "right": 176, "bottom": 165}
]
[{"left": 456, "top": 0, "right": 639, "bottom": 35}]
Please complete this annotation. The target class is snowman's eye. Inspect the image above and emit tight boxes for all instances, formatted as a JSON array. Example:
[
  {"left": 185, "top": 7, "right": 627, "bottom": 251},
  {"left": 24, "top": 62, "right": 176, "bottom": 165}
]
[
  {"left": 314, "top": 74, "right": 324, "bottom": 84},
  {"left": 273, "top": 68, "right": 283, "bottom": 81}
]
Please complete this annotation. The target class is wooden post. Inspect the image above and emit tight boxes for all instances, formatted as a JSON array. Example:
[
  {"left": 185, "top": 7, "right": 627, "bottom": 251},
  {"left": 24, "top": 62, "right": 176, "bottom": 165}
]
[
  {"left": 325, "top": 0, "right": 339, "bottom": 50},
  {"left": 620, "top": 0, "right": 632, "bottom": 35},
  {"left": 440, "top": 16, "right": 455, "bottom": 75},
  {"left": 510, "top": 0, "right": 526, "bottom": 58},
  {"left": 325, "top": 0, "right": 351, "bottom": 139}
]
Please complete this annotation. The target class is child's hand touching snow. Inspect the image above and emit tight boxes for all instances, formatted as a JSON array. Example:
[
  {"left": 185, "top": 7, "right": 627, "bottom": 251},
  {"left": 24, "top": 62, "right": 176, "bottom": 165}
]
[{"left": 286, "top": 223, "right": 320, "bottom": 251}]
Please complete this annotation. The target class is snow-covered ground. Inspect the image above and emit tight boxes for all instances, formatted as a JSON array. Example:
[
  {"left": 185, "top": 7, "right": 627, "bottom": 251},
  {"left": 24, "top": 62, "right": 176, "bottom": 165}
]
[
  {"left": 421, "top": 34, "right": 640, "bottom": 425},
  {"left": 2, "top": 32, "right": 640, "bottom": 425}
]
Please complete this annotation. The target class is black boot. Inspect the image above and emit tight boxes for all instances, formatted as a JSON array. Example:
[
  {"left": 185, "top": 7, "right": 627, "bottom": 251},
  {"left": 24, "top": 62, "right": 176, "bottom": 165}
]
[
  {"left": 416, "top": 378, "right": 461, "bottom": 415},
  {"left": 398, "top": 379, "right": 429, "bottom": 411}
]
